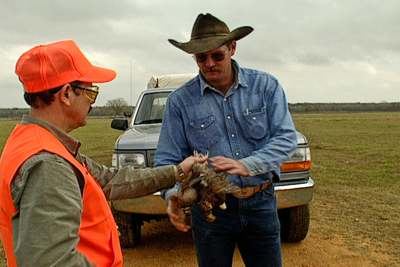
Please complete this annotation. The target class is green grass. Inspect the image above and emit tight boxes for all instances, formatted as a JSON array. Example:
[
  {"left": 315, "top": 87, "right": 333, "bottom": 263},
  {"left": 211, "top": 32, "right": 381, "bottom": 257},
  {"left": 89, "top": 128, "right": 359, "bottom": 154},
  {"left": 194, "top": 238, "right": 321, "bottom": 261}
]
[
  {"left": 1, "top": 113, "right": 399, "bottom": 263},
  {"left": 0, "top": 117, "right": 123, "bottom": 166},
  {"left": 293, "top": 112, "right": 400, "bottom": 264},
  {"left": 69, "top": 117, "right": 123, "bottom": 165},
  {"left": 0, "top": 119, "right": 23, "bottom": 154}
]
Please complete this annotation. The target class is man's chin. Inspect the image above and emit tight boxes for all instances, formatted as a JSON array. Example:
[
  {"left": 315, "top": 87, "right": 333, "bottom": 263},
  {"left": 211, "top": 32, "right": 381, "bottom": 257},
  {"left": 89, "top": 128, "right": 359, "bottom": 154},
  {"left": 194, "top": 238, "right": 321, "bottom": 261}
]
[{"left": 204, "top": 71, "right": 221, "bottom": 80}]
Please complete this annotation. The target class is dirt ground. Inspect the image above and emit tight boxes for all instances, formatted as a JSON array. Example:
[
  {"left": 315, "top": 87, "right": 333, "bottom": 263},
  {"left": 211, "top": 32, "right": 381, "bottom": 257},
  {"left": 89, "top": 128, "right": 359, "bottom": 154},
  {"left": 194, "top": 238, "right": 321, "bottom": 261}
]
[
  {"left": 0, "top": 218, "right": 395, "bottom": 267},
  {"left": 120, "top": 219, "right": 394, "bottom": 267}
]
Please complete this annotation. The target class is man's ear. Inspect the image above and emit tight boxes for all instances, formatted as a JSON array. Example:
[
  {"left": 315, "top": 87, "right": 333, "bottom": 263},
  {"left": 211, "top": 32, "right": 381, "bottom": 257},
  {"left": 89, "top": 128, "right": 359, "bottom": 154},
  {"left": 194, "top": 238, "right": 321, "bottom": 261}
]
[
  {"left": 60, "top": 84, "right": 72, "bottom": 106},
  {"left": 230, "top": 41, "right": 237, "bottom": 57}
]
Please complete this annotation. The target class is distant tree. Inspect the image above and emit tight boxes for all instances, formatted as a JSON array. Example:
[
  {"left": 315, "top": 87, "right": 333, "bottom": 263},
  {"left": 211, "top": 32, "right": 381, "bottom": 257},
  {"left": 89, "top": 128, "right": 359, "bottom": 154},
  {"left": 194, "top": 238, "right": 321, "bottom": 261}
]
[{"left": 106, "top": 98, "right": 129, "bottom": 116}]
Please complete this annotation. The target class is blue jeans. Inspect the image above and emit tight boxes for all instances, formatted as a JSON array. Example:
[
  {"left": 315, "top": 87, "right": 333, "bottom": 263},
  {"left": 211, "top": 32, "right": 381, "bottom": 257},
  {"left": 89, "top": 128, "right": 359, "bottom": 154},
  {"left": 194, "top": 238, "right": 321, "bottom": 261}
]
[{"left": 191, "top": 184, "right": 282, "bottom": 267}]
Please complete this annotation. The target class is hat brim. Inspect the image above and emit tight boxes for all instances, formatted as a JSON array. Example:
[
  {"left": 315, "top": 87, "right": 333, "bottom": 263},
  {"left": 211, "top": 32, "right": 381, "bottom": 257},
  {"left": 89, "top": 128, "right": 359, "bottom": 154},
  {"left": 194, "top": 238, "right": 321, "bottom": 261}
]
[
  {"left": 78, "top": 66, "right": 117, "bottom": 83},
  {"left": 169, "top": 26, "right": 253, "bottom": 54}
]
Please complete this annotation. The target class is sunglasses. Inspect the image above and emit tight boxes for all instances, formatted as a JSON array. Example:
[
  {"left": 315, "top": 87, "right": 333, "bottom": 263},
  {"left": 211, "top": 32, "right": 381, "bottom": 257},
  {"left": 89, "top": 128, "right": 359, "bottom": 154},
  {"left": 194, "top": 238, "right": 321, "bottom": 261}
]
[
  {"left": 73, "top": 85, "right": 99, "bottom": 104},
  {"left": 193, "top": 46, "right": 230, "bottom": 63}
]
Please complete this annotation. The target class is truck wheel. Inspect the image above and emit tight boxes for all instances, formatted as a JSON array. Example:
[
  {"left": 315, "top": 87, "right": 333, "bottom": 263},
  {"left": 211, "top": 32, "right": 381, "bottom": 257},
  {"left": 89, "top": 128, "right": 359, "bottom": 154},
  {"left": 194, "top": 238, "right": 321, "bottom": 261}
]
[
  {"left": 111, "top": 204, "right": 143, "bottom": 248},
  {"left": 278, "top": 204, "right": 310, "bottom": 243}
]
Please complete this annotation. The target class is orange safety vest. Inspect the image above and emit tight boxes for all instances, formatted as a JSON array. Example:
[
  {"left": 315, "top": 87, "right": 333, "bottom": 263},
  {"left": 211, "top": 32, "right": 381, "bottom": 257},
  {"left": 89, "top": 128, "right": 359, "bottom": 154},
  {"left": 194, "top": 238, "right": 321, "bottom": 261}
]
[{"left": 0, "top": 124, "right": 123, "bottom": 267}]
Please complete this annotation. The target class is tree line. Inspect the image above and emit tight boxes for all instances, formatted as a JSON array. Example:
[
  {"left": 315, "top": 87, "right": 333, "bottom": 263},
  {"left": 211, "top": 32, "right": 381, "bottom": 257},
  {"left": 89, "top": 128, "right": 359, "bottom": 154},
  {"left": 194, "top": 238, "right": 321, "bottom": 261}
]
[
  {"left": 289, "top": 102, "right": 400, "bottom": 113},
  {"left": 1, "top": 101, "right": 399, "bottom": 119},
  {"left": 0, "top": 98, "right": 133, "bottom": 119}
]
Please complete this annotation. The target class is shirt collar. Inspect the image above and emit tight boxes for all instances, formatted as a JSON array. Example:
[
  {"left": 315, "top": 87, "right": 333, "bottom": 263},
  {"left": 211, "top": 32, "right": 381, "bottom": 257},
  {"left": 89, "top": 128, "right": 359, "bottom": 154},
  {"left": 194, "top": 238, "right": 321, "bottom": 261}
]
[
  {"left": 198, "top": 59, "right": 247, "bottom": 96},
  {"left": 22, "top": 115, "right": 82, "bottom": 157}
]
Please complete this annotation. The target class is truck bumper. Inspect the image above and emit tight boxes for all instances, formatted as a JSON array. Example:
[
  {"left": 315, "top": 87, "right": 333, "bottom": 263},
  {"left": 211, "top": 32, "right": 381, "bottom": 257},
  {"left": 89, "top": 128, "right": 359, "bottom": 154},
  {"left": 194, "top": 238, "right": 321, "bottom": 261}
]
[
  {"left": 275, "top": 178, "right": 315, "bottom": 209},
  {"left": 111, "top": 178, "right": 314, "bottom": 214},
  {"left": 112, "top": 193, "right": 167, "bottom": 215}
]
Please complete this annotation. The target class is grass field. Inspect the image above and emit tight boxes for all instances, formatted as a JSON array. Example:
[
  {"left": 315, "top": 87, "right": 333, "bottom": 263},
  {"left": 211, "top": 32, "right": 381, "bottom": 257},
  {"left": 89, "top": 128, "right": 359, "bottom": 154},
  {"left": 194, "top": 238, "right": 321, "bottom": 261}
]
[
  {"left": 1, "top": 112, "right": 399, "bottom": 263},
  {"left": 0, "top": 117, "right": 122, "bottom": 166},
  {"left": 293, "top": 112, "right": 400, "bottom": 264}
]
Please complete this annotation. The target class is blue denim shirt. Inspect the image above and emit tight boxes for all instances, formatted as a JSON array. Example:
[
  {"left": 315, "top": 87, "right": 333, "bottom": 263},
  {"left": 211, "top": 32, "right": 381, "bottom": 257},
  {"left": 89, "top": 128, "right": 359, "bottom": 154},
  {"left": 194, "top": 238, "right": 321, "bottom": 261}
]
[{"left": 155, "top": 60, "right": 297, "bottom": 200}]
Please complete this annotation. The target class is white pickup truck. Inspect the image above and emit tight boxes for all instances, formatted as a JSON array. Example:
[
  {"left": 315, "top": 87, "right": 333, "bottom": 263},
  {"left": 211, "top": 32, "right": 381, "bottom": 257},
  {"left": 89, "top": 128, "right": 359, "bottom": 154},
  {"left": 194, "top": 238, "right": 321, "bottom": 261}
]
[{"left": 110, "top": 74, "right": 314, "bottom": 247}]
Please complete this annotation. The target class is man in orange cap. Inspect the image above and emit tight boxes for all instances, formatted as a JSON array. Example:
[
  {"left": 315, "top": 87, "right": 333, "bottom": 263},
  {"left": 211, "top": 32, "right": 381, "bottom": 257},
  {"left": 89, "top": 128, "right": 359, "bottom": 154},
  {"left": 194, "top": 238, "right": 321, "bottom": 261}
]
[
  {"left": 156, "top": 13, "right": 297, "bottom": 266},
  {"left": 0, "top": 40, "right": 207, "bottom": 267}
]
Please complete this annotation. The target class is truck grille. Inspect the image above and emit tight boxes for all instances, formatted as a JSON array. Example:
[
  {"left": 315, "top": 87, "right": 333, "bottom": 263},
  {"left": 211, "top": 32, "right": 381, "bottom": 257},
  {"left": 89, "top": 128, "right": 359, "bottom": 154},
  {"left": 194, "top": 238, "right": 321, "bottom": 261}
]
[{"left": 147, "top": 150, "right": 156, "bottom": 167}]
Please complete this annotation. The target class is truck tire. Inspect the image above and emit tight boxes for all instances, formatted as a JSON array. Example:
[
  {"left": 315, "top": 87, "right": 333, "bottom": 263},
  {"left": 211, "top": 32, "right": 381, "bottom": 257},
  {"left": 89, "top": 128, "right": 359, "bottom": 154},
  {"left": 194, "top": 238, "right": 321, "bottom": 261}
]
[
  {"left": 278, "top": 204, "right": 310, "bottom": 243},
  {"left": 111, "top": 204, "right": 143, "bottom": 248}
]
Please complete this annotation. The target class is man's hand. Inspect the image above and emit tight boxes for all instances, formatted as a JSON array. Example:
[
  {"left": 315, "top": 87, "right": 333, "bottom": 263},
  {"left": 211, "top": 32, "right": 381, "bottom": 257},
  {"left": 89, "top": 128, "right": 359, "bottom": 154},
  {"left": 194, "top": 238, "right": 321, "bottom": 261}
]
[
  {"left": 166, "top": 195, "right": 190, "bottom": 232},
  {"left": 179, "top": 154, "right": 209, "bottom": 175},
  {"left": 210, "top": 156, "right": 249, "bottom": 176}
]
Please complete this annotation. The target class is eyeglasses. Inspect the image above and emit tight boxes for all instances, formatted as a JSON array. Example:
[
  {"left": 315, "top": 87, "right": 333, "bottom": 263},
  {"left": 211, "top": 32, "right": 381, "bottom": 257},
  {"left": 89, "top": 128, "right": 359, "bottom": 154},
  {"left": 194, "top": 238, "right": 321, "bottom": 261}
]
[
  {"left": 193, "top": 46, "right": 230, "bottom": 63},
  {"left": 72, "top": 85, "right": 99, "bottom": 104}
]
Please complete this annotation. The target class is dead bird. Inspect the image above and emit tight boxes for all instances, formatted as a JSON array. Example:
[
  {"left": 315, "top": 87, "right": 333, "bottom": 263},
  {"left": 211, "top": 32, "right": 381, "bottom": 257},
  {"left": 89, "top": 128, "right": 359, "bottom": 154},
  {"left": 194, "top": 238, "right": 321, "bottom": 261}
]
[{"left": 178, "top": 151, "right": 240, "bottom": 222}]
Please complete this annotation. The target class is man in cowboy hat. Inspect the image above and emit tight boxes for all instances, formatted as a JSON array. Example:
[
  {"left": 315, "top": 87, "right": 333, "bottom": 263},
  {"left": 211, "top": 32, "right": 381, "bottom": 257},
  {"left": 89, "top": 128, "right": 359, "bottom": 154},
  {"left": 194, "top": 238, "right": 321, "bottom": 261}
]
[
  {"left": 155, "top": 13, "right": 297, "bottom": 266},
  {"left": 0, "top": 40, "right": 207, "bottom": 267}
]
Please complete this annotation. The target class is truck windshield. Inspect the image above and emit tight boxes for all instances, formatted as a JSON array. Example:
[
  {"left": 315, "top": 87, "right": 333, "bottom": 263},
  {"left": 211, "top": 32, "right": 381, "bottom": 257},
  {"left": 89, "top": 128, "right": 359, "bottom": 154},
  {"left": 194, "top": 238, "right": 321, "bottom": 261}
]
[{"left": 134, "top": 92, "right": 171, "bottom": 125}]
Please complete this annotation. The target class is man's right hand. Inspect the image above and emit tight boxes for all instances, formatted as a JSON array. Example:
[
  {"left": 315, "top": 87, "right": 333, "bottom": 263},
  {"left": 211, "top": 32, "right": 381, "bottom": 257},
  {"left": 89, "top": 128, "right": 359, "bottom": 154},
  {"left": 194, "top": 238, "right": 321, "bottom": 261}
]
[
  {"left": 177, "top": 154, "right": 209, "bottom": 178},
  {"left": 167, "top": 195, "right": 190, "bottom": 232}
]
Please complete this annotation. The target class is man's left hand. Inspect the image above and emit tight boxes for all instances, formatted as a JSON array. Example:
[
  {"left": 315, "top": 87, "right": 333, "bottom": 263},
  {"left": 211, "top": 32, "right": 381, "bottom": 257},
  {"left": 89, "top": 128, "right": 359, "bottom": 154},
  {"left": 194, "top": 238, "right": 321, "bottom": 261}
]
[{"left": 210, "top": 156, "right": 249, "bottom": 176}]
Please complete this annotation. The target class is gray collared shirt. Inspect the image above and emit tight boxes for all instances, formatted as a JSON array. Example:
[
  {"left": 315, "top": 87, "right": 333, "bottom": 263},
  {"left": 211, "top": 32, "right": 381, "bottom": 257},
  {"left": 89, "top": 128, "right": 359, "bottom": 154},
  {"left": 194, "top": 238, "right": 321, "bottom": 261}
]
[{"left": 10, "top": 115, "right": 176, "bottom": 266}]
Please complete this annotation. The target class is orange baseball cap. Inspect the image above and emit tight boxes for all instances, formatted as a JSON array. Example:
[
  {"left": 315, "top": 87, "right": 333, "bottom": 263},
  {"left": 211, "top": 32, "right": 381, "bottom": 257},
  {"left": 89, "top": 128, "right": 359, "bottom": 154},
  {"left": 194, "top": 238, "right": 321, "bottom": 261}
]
[{"left": 15, "top": 40, "right": 117, "bottom": 93}]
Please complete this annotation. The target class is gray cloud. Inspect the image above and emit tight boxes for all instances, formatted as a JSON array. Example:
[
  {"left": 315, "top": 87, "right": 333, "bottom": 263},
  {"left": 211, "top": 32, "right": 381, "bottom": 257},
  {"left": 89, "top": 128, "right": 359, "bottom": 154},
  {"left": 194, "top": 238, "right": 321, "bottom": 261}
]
[{"left": 1, "top": 0, "right": 399, "bottom": 108}]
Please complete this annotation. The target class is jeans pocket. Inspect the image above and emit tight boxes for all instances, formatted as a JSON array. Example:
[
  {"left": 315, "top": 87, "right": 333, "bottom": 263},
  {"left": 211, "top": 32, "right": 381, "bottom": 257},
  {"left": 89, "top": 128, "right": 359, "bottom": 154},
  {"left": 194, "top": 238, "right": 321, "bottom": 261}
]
[{"left": 251, "top": 186, "right": 277, "bottom": 211}]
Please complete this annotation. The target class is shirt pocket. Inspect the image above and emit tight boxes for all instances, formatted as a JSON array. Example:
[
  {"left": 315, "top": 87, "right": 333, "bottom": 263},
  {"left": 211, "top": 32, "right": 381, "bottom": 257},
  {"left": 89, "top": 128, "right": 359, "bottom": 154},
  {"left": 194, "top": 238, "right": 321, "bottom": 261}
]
[
  {"left": 242, "top": 106, "right": 269, "bottom": 140},
  {"left": 189, "top": 115, "right": 217, "bottom": 150}
]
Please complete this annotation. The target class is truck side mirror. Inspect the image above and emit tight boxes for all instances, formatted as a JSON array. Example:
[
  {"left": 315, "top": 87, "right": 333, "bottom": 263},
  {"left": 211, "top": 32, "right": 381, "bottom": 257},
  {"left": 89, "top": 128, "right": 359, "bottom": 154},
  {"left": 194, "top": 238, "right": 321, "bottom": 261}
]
[{"left": 111, "top": 118, "right": 129, "bottom": 131}]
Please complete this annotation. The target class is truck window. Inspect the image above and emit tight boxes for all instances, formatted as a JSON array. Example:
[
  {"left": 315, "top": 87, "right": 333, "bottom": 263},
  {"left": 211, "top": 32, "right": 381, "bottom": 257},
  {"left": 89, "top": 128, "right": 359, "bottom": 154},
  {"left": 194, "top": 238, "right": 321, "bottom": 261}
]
[{"left": 134, "top": 92, "right": 171, "bottom": 125}]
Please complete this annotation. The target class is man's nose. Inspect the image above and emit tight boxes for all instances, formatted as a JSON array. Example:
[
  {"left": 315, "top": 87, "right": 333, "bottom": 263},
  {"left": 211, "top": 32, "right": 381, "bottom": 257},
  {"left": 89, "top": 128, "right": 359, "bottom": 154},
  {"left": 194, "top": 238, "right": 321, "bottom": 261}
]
[{"left": 204, "top": 56, "right": 216, "bottom": 67}]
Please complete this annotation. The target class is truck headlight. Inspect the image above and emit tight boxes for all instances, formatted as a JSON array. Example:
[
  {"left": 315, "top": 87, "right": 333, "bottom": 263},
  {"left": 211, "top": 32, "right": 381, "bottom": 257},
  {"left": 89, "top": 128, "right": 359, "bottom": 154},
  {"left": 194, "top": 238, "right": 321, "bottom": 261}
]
[
  {"left": 112, "top": 153, "right": 146, "bottom": 168},
  {"left": 280, "top": 147, "right": 311, "bottom": 172}
]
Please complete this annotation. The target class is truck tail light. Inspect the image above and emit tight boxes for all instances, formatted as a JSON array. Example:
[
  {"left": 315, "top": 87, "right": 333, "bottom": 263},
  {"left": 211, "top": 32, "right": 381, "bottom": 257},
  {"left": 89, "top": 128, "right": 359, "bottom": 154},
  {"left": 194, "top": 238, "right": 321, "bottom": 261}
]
[{"left": 280, "top": 147, "right": 311, "bottom": 172}]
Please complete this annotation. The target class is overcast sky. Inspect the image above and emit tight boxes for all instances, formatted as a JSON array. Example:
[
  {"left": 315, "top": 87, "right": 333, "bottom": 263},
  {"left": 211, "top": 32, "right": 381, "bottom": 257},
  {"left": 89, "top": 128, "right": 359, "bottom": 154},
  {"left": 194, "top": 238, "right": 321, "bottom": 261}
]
[{"left": 1, "top": 0, "right": 399, "bottom": 108}]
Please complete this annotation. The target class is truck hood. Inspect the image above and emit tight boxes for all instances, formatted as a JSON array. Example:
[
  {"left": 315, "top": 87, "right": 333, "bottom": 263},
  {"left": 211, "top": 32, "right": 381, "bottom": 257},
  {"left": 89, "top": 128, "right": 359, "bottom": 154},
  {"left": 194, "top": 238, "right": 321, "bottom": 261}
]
[
  {"left": 296, "top": 131, "right": 307, "bottom": 145},
  {"left": 115, "top": 125, "right": 305, "bottom": 151},
  {"left": 115, "top": 124, "right": 162, "bottom": 150}
]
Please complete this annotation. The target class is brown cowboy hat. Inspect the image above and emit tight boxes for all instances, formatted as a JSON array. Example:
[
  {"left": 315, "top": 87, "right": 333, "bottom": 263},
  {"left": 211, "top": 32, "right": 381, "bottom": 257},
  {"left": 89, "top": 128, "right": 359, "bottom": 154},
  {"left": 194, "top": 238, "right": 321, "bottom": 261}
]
[{"left": 168, "top": 13, "right": 253, "bottom": 54}]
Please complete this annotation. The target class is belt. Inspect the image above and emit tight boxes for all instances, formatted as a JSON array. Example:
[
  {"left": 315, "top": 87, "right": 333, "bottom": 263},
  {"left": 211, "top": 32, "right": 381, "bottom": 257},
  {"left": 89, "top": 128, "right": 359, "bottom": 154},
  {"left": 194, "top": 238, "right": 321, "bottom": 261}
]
[{"left": 232, "top": 181, "right": 273, "bottom": 199}]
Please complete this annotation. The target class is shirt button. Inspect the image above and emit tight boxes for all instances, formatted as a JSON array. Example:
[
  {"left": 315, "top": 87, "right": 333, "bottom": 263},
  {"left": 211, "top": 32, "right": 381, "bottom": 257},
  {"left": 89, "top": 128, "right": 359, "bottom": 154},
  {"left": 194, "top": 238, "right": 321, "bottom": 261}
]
[
  {"left": 253, "top": 117, "right": 257, "bottom": 120},
  {"left": 227, "top": 116, "right": 231, "bottom": 119},
  {"left": 231, "top": 134, "right": 235, "bottom": 138},
  {"left": 236, "top": 152, "right": 240, "bottom": 156},
  {"left": 224, "top": 98, "right": 227, "bottom": 102},
  {"left": 201, "top": 124, "right": 205, "bottom": 128}
]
